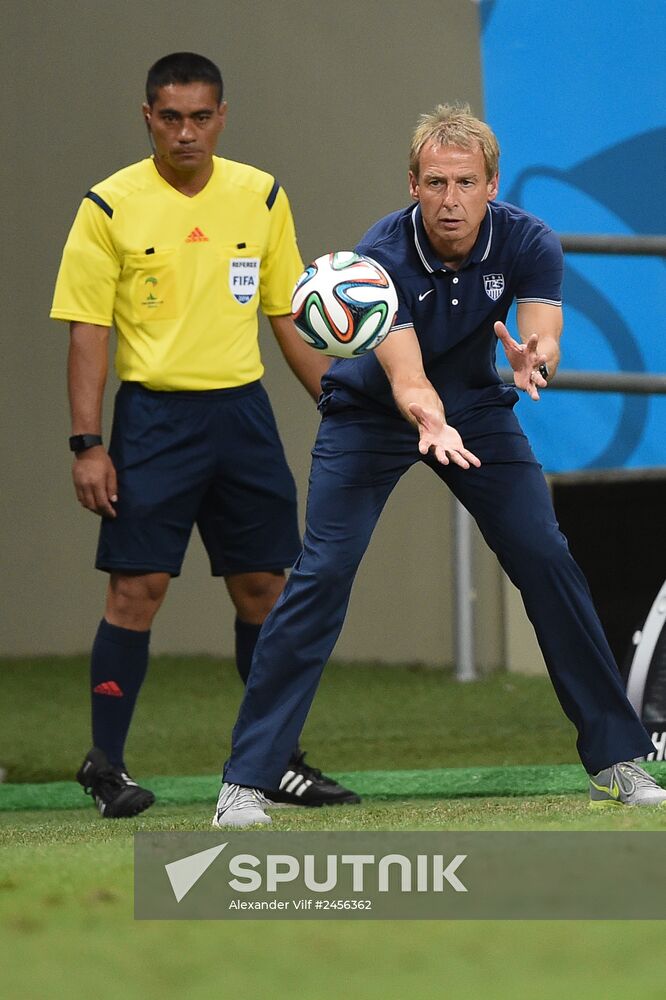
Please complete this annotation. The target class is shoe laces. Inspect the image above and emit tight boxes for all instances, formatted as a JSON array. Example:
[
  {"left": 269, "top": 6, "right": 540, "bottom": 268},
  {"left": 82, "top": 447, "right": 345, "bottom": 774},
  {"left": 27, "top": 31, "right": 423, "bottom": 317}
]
[
  {"left": 224, "top": 784, "right": 269, "bottom": 809},
  {"left": 617, "top": 761, "right": 657, "bottom": 789},
  {"left": 83, "top": 765, "right": 129, "bottom": 800},
  {"left": 290, "top": 751, "right": 333, "bottom": 785}
]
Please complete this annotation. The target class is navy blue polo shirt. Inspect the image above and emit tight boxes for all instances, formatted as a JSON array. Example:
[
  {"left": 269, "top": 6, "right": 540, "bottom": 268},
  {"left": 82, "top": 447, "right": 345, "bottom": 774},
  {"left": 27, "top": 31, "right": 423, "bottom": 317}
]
[{"left": 321, "top": 200, "right": 563, "bottom": 422}]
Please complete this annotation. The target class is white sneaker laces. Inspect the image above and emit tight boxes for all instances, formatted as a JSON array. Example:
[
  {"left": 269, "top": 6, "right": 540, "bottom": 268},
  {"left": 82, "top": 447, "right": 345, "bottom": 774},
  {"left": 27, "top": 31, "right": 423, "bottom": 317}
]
[
  {"left": 221, "top": 784, "right": 268, "bottom": 811},
  {"left": 618, "top": 762, "right": 656, "bottom": 788}
]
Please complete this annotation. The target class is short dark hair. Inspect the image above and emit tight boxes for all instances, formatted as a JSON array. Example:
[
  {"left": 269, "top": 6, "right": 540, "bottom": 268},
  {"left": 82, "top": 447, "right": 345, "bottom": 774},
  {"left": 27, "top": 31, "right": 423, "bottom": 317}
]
[{"left": 145, "top": 52, "right": 224, "bottom": 106}]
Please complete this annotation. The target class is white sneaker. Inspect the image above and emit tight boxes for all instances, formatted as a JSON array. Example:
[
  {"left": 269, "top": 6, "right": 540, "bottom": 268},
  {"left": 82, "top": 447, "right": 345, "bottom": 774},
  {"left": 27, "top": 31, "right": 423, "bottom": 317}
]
[
  {"left": 212, "top": 782, "right": 272, "bottom": 828},
  {"left": 589, "top": 761, "right": 666, "bottom": 808}
]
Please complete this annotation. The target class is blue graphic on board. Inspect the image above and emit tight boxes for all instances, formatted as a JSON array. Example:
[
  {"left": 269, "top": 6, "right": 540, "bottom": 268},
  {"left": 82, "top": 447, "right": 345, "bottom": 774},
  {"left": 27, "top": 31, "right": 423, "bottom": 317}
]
[{"left": 479, "top": 0, "right": 666, "bottom": 472}]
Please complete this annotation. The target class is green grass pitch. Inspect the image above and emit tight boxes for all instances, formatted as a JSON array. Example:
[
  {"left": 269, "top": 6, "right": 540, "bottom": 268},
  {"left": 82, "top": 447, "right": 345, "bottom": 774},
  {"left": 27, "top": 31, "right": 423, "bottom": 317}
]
[{"left": 3, "top": 657, "right": 666, "bottom": 998}]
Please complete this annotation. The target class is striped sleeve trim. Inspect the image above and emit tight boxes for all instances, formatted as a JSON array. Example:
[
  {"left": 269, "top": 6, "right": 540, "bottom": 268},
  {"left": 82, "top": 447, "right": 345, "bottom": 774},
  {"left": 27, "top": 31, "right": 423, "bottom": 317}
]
[
  {"left": 84, "top": 191, "right": 113, "bottom": 219},
  {"left": 390, "top": 322, "right": 414, "bottom": 332},
  {"left": 515, "top": 296, "right": 562, "bottom": 306},
  {"left": 265, "top": 179, "right": 280, "bottom": 210}
]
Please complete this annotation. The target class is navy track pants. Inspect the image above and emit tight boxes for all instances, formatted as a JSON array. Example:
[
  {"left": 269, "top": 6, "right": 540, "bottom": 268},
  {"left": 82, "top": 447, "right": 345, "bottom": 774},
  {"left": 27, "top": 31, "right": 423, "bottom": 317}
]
[{"left": 224, "top": 404, "right": 654, "bottom": 787}]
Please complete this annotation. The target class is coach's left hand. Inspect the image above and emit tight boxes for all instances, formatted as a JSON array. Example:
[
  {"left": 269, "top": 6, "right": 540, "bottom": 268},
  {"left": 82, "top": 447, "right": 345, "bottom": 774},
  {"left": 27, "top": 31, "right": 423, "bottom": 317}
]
[{"left": 494, "top": 321, "right": 548, "bottom": 401}]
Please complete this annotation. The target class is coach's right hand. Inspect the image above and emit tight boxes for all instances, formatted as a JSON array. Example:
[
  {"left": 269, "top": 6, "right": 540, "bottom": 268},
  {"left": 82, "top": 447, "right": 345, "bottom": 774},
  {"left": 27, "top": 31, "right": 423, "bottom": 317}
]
[
  {"left": 72, "top": 448, "right": 118, "bottom": 518},
  {"left": 409, "top": 404, "right": 481, "bottom": 470}
]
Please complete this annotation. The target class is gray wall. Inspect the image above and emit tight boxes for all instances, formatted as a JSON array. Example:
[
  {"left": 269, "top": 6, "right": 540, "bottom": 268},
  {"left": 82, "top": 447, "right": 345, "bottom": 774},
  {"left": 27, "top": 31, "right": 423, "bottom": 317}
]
[{"left": 3, "top": 0, "right": 504, "bottom": 666}]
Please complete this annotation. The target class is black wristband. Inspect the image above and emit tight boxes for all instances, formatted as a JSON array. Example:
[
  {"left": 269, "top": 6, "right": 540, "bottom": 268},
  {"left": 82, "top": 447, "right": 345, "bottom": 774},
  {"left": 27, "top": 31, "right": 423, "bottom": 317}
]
[{"left": 69, "top": 434, "right": 103, "bottom": 453}]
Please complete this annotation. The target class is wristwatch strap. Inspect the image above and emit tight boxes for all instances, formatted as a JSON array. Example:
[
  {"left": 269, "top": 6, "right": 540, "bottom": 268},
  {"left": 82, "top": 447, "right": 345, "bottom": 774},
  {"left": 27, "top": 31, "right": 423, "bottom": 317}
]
[{"left": 69, "top": 434, "right": 103, "bottom": 453}]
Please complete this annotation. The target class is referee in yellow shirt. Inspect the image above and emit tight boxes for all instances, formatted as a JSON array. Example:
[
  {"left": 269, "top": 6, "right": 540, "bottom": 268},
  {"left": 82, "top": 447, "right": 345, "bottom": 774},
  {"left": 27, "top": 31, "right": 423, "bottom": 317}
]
[{"left": 51, "top": 51, "right": 359, "bottom": 818}]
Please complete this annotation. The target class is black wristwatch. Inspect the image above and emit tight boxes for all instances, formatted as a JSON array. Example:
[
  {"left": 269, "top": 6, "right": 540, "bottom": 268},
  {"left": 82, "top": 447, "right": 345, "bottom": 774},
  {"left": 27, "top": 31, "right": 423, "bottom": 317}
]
[
  {"left": 538, "top": 363, "right": 550, "bottom": 383},
  {"left": 69, "top": 434, "right": 103, "bottom": 453}
]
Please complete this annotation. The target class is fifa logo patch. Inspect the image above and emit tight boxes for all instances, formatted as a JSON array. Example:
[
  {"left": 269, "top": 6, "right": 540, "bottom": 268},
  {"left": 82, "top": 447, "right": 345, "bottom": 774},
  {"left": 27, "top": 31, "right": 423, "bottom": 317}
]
[
  {"left": 230, "top": 258, "right": 260, "bottom": 304},
  {"left": 483, "top": 273, "right": 504, "bottom": 301}
]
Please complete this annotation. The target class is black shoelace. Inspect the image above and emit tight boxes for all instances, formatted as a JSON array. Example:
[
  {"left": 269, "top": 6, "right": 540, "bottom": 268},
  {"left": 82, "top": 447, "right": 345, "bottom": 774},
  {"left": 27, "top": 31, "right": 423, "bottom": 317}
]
[
  {"left": 83, "top": 767, "right": 128, "bottom": 799},
  {"left": 292, "top": 751, "right": 334, "bottom": 785}
]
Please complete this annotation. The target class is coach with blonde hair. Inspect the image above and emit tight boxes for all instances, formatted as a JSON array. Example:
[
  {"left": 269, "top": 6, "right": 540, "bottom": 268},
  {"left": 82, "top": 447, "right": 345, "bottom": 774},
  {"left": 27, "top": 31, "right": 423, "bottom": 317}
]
[{"left": 213, "top": 104, "right": 662, "bottom": 826}]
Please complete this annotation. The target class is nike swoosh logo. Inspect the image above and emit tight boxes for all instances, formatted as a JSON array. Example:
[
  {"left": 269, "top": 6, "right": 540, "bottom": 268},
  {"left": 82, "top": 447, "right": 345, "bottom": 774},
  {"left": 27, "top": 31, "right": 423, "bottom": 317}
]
[
  {"left": 590, "top": 779, "right": 621, "bottom": 799},
  {"left": 418, "top": 289, "right": 434, "bottom": 302}
]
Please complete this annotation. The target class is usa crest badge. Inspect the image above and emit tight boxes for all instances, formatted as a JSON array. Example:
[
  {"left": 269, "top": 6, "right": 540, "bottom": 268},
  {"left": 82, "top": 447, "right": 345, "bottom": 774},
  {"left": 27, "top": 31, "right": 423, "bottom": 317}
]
[{"left": 483, "top": 273, "right": 504, "bottom": 301}]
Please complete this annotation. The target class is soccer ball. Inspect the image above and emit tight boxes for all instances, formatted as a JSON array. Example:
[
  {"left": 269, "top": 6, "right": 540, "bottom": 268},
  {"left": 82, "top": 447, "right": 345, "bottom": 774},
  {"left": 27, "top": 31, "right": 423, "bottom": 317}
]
[{"left": 291, "top": 251, "right": 398, "bottom": 358}]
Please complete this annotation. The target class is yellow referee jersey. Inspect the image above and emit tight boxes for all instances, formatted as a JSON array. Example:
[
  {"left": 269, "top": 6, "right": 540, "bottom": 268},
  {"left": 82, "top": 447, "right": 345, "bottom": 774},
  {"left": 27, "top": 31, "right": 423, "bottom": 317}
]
[{"left": 50, "top": 156, "right": 304, "bottom": 390}]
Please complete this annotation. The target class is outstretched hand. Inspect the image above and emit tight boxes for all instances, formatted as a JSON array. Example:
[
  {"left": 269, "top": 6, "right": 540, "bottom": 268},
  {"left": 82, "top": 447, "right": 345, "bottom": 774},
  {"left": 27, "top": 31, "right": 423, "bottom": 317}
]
[
  {"left": 408, "top": 404, "right": 481, "bottom": 469},
  {"left": 494, "top": 321, "right": 548, "bottom": 400}
]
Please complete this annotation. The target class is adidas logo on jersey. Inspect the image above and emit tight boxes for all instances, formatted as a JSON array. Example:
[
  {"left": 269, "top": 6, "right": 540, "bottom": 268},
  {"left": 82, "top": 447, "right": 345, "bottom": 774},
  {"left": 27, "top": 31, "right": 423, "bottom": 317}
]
[{"left": 185, "top": 227, "right": 209, "bottom": 242}]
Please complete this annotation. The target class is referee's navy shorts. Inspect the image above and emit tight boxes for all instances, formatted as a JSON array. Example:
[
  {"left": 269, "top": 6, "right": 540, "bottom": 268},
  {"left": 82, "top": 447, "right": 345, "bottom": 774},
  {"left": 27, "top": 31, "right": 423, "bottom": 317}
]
[{"left": 96, "top": 380, "right": 301, "bottom": 577}]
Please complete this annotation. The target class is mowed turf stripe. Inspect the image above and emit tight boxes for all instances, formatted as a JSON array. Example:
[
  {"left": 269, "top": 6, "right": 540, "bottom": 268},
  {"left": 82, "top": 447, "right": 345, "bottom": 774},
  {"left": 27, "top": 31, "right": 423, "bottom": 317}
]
[{"left": 3, "top": 762, "right": 666, "bottom": 811}]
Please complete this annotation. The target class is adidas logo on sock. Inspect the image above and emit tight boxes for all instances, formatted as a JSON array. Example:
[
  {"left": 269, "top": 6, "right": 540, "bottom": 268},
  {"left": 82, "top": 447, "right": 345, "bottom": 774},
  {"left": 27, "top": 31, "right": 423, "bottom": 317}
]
[
  {"left": 93, "top": 680, "right": 124, "bottom": 697},
  {"left": 185, "top": 227, "right": 209, "bottom": 242}
]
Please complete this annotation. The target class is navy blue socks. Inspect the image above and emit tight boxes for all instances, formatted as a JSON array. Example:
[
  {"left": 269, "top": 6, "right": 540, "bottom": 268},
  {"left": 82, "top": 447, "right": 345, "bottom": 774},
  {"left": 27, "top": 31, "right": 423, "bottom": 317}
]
[
  {"left": 90, "top": 618, "right": 150, "bottom": 769},
  {"left": 89, "top": 616, "right": 291, "bottom": 771},
  {"left": 234, "top": 617, "right": 298, "bottom": 761},
  {"left": 234, "top": 617, "right": 262, "bottom": 685}
]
